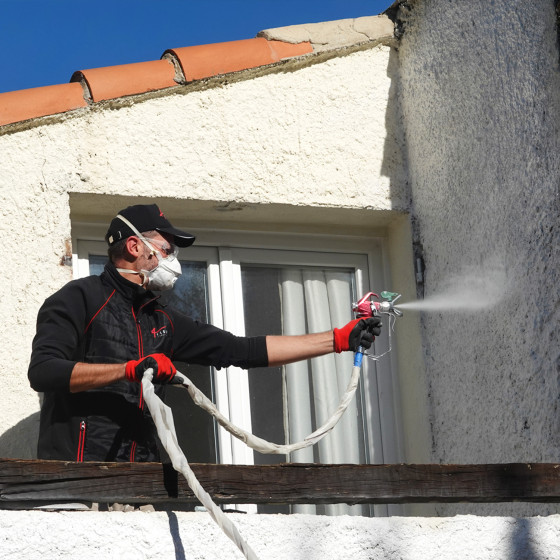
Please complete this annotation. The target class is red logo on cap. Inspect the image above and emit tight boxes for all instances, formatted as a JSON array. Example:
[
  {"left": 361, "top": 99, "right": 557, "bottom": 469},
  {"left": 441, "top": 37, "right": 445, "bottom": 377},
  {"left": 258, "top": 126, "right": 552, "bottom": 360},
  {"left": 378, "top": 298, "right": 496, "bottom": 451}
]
[{"left": 159, "top": 209, "right": 165, "bottom": 218}]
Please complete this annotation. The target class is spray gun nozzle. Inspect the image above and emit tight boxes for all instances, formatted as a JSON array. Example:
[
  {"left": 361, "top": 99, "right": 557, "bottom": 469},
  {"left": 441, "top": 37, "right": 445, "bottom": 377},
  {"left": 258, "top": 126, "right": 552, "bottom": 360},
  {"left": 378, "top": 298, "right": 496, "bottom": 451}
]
[{"left": 379, "top": 300, "right": 403, "bottom": 317}]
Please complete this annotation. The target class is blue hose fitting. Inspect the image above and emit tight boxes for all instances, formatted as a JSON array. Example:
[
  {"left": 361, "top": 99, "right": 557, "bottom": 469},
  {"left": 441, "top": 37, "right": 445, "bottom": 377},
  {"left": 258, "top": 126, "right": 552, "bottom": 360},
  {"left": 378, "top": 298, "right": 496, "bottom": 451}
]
[{"left": 354, "top": 346, "right": 364, "bottom": 367}]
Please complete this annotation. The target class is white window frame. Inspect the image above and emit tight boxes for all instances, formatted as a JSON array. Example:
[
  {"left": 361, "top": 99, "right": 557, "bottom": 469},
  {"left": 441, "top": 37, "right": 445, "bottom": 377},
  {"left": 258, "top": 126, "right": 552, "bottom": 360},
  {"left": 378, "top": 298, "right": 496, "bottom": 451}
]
[
  {"left": 72, "top": 225, "right": 401, "bottom": 472},
  {"left": 227, "top": 247, "right": 384, "bottom": 465}
]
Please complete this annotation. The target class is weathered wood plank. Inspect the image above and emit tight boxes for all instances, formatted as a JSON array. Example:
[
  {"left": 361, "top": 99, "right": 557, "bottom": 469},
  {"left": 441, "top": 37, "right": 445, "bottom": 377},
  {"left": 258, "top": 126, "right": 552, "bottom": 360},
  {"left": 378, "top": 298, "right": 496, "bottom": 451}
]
[{"left": 0, "top": 460, "right": 559, "bottom": 509}]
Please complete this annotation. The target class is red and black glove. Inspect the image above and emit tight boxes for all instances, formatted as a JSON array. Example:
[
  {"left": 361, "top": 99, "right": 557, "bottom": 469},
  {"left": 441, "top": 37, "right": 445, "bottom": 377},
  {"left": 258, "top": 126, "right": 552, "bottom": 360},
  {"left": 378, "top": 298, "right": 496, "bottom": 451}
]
[
  {"left": 333, "top": 317, "right": 382, "bottom": 353},
  {"left": 125, "top": 353, "right": 177, "bottom": 383}
]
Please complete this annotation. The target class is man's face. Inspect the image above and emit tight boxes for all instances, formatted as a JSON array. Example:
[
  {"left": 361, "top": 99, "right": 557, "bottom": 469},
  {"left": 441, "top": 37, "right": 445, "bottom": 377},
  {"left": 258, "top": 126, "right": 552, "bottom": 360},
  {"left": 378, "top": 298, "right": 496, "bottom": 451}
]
[{"left": 136, "top": 232, "right": 176, "bottom": 272}]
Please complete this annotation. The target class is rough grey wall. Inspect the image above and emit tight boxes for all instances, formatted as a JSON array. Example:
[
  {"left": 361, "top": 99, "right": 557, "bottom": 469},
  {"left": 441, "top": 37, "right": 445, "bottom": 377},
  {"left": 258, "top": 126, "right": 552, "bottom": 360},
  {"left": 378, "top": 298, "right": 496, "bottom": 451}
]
[{"left": 396, "top": 0, "right": 560, "bottom": 515}]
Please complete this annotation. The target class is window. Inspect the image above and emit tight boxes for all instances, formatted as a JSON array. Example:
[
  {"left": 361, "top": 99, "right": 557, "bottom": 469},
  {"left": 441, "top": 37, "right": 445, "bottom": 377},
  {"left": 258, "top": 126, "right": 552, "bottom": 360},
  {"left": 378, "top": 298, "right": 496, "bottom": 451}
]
[{"left": 75, "top": 230, "right": 399, "bottom": 516}]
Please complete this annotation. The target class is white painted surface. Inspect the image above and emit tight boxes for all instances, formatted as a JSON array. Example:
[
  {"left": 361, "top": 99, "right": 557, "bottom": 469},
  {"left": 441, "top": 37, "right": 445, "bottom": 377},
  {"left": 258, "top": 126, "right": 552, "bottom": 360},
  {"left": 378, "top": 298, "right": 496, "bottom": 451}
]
[
  {"left": 0, "top": 510, "right": 559, "bottom": 560},
  {"left": 260, "top": 15, "right": 394, "bottom": 51}
]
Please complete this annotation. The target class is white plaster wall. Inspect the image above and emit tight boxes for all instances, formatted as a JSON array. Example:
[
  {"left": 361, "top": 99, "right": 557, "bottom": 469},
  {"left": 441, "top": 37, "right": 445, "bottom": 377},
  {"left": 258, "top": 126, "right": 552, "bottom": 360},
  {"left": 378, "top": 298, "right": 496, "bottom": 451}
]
[
  {"left": 396, "top": 0, "right": 560, "bottom": 515},
  {"left": 0, "top": 44, "right": 409, "bottom": 457},
  {"left": 1, "top": 510, "right": 559, "bottom": 559}
]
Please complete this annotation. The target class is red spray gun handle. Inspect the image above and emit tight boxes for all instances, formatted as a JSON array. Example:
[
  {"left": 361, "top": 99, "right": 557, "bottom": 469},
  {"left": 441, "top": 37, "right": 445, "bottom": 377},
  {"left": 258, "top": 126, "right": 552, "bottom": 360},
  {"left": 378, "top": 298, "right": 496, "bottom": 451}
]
[
  {"left": 352, "top": 291, "right": 403, "bottom": 318},
  {"left": 352, "top": 292, "right": 382, "bottom": 318}
]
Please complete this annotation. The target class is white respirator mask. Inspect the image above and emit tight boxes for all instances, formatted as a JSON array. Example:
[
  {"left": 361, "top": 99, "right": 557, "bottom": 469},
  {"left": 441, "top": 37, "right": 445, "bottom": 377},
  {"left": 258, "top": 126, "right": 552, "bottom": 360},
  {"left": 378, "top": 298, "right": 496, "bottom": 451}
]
[{"left": 115, "top": 214, "right": 182, "bottom": 291}]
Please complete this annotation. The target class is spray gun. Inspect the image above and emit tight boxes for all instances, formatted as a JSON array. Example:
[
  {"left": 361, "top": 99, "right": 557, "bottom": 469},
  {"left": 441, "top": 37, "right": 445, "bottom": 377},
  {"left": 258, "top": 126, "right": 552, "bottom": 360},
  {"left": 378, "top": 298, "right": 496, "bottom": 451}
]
[
  {"left": 351, "top": 291, "right": 403, "bottom": 363},
  {"left": 352, "top": 291, "right": 403, "bottom": 319}
]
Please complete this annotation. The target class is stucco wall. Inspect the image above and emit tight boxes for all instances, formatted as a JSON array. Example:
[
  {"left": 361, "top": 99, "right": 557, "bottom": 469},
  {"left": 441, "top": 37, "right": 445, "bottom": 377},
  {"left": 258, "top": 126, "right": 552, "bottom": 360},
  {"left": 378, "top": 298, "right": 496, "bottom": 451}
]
[
  {"left": 396, "top": 0, "right": 560, "bottom": 515},
  {"left": 1, "top": 510, "right": 559, "bottom": 559},
  {"left": 0, "top": 44, "right": 413, "bottom": 458}
]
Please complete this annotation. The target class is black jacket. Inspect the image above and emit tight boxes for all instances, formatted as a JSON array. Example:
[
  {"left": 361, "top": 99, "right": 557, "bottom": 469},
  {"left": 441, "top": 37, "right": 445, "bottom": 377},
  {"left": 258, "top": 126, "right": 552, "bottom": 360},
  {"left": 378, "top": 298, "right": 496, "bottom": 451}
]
[{"left": 28, "top": 262, "right": 268, "bottom": 462}]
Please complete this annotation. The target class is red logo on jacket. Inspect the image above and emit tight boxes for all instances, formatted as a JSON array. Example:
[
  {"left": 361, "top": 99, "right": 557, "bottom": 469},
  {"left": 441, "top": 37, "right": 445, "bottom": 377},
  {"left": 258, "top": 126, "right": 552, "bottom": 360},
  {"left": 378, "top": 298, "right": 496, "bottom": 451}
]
[{"left": 151, "top": 326, "right": 168, "bottom": 338}]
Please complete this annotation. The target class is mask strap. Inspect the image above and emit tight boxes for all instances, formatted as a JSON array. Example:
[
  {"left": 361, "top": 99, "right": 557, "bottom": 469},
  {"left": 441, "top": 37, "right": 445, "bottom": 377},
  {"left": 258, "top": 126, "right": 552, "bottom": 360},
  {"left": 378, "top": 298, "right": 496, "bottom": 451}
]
[
  {"left": 116, "top": 267, "right": 148, "bottom": 287},
  {"left": 116, "top": 214, "right": 158, "bottom": 255}
]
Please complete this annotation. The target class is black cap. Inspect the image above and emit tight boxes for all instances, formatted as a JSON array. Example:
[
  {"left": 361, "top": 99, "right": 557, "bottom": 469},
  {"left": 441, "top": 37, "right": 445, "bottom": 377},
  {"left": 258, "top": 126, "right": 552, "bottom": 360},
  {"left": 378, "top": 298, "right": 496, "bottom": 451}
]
[{"left": 105, "top": 204, "right": 196, "bottom": 247}]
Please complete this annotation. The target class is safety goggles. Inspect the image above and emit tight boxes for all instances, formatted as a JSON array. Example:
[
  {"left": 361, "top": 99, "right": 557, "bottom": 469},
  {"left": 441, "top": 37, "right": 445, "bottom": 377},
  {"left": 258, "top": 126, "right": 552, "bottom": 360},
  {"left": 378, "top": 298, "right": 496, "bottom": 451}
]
[{"left": 140, "top": 236, "right": 179, "bottom": 259}]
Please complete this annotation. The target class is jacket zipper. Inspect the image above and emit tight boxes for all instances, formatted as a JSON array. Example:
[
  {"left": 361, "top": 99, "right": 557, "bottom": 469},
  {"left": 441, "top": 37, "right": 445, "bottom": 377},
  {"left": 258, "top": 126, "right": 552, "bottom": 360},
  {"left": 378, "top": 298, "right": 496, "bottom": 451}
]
[{"left": 77, "top": 420, "right": 86, "bottom": 462}]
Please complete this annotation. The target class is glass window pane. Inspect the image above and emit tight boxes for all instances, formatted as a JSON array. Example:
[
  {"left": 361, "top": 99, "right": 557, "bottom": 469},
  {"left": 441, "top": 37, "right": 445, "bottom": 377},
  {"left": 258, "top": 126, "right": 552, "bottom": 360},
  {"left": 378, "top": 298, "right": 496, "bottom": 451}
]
[
  {"left": 159, "top": 261, "right": 218, "bottom": 464},
  {"left": 241, "top": 265, "right": 285, "bottom": 514},
  {"left": 242, "top": 264, "right": 366, "bottom": 515},
  {"left": 89, "top": 254, "right": 107, "bottom": 276},
  {"left": 156, "top": 260, "right": 208, "bottom": 322},
  {"left": 241, "top": 266, "right": 285, "bottom": 463}
]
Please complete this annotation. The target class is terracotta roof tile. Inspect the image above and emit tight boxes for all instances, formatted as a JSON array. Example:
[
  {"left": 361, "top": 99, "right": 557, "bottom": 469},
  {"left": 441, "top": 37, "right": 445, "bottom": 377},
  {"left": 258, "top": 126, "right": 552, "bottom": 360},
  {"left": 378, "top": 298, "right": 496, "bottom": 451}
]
[
  {"left": 166, "top": 37, "right": 312, "bottom": 82},
  {"left": 1, "top": 36, "right": 314, "bottom": 128},
  {"left": 0, "top": 15, "right": 394, "bottom": 130},
  {"left": 71, "top": 59, "right": 177, "bottom": 103},
  {"left": 0, "top": 82, "right": 87, "bottom": 126}
]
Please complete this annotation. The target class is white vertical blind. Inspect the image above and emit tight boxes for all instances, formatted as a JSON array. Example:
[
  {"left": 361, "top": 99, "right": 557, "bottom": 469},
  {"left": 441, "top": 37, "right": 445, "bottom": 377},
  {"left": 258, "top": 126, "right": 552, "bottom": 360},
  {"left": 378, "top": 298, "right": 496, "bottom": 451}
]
[
  {"left": 281, "top": 271, "right": 316, "bottom": 515},
  {"left": 281, "top": 268, "right": 364, "bottom": 515}
]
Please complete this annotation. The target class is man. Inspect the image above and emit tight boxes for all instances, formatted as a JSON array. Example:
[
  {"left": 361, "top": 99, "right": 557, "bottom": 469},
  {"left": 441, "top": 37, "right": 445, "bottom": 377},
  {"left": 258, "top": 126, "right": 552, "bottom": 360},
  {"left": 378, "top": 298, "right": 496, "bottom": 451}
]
[{"left": 28, "top": 204, "right": 381, "bottom": 462}]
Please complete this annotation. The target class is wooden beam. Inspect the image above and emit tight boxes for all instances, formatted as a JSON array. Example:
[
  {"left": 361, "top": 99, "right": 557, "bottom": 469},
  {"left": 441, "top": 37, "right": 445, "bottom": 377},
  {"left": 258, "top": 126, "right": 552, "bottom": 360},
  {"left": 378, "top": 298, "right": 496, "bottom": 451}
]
[{"left": 0, "top": 460, "right": 559, "bottom": 509}]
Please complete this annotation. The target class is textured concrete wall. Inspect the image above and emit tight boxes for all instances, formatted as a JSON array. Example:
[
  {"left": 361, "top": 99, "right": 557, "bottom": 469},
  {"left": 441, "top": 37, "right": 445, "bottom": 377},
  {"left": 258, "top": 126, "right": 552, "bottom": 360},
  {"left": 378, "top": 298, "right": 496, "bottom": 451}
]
[
  {"left": 396, "top": 0, "right": 560, "bottom": 515},
  {"left": 1, "top": 510, "right": 559, "bottom": 559},
  {"left": 0, "top": 45, "right": 411, "bottom": 458}
]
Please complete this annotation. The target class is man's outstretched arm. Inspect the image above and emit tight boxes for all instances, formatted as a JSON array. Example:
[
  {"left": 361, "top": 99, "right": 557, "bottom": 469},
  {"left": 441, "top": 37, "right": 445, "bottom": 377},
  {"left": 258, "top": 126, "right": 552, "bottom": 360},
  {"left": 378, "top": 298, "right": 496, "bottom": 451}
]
[
  {"left": 265, "top": 332, "right": 334, "bottom": 367},
  {"left": 265, "top": 317, "right": 382, "bottom": 367}
]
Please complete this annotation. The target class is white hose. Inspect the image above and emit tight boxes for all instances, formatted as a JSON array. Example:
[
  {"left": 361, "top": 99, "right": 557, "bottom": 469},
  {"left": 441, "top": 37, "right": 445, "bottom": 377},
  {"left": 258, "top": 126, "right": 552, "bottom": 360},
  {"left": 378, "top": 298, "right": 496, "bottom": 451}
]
[
  {"left": 142, "top": 355, "right": 364, "bottom": 560},
  {"left": 142, "top": 369, "right": 259, "bottom": 560},
  {"left": 172, "top": 364, "right": 362, "bottom": 455}
]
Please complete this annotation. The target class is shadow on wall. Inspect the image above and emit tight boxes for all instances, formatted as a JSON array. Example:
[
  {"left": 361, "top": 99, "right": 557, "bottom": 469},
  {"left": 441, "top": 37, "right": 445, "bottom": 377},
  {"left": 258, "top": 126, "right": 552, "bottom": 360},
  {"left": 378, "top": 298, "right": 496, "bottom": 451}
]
[
  {"left": 510, "top": 518, "right": 543, "bottom": 560},
  {"left": 381, "top": 47, "right": 410, "bottom": 214},
  {"left": 167, "top": 512, "right": 187, "bottom": 560},
  {"left": 0, "top": 412, "right": 39, "bottom": 459}
]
